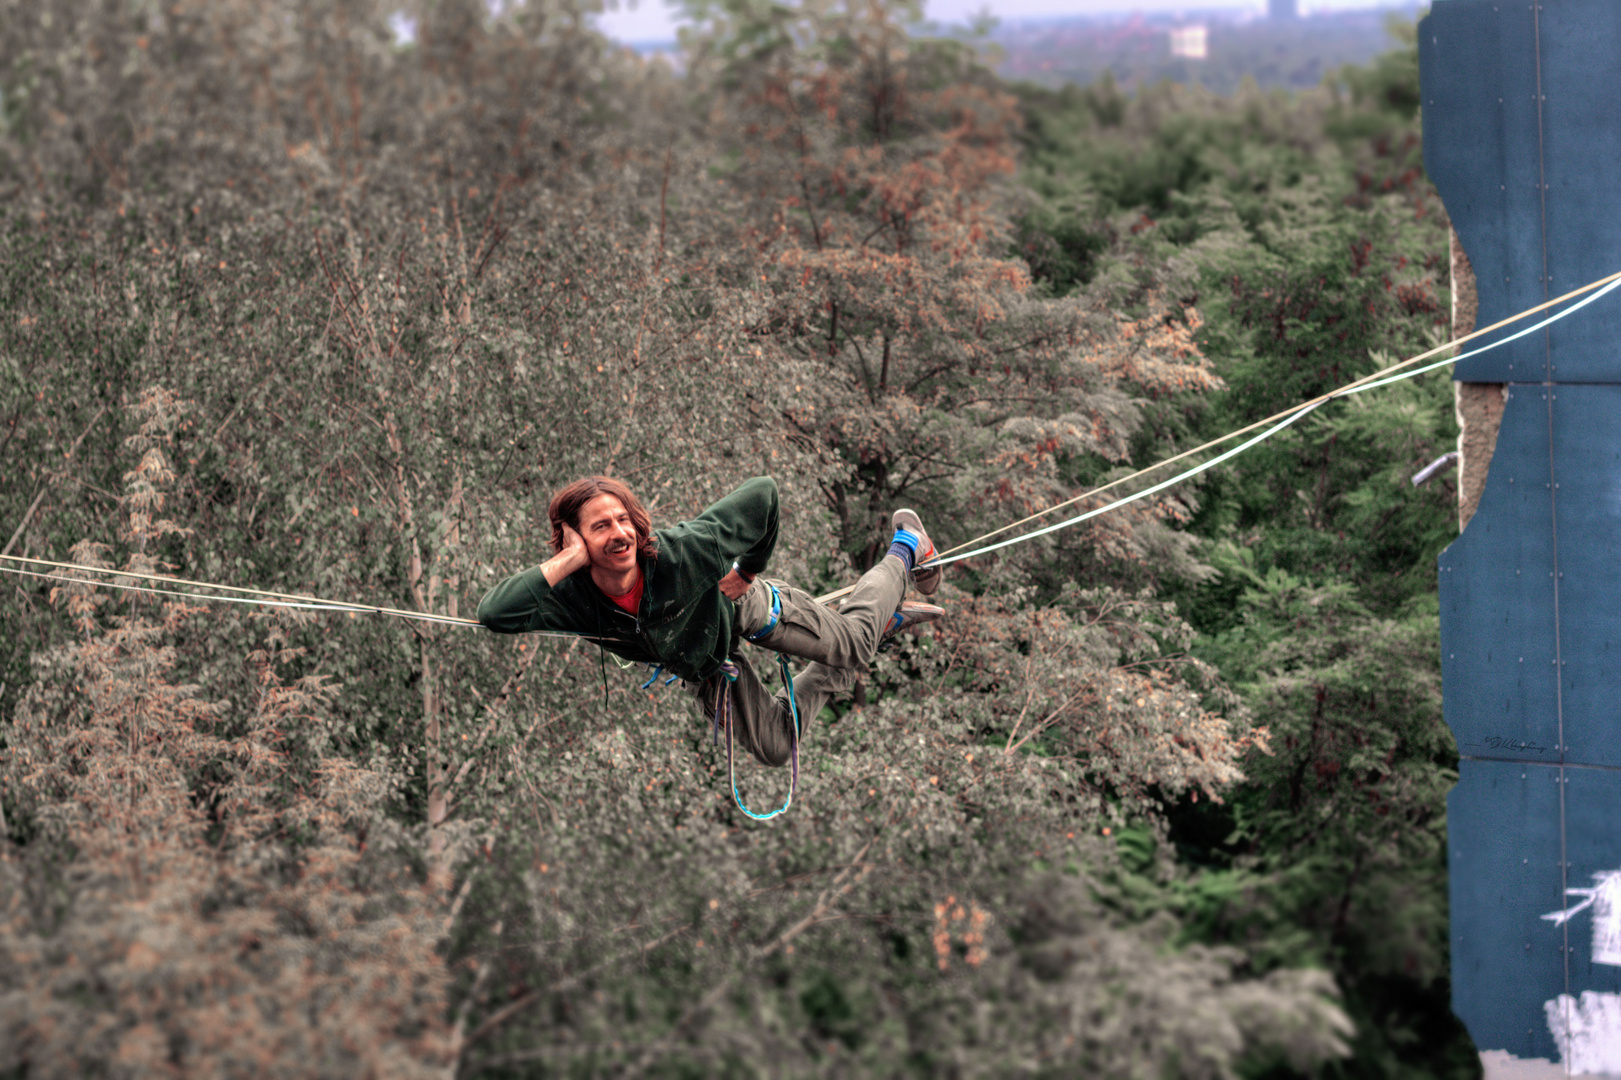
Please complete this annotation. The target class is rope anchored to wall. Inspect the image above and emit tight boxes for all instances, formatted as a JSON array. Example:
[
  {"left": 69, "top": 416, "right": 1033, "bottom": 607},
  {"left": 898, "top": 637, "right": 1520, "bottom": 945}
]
[{"left": 817, "top": 266, "right": 1621, "bottom": 600}]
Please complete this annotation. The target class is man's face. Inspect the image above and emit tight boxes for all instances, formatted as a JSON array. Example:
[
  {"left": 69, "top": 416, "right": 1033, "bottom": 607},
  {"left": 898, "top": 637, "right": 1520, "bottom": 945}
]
[{"left": 577, "top": 493, "right": 639, "bottom": 576}]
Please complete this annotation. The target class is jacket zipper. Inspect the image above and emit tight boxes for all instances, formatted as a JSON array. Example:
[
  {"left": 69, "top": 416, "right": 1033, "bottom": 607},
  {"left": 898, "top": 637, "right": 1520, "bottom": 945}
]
[
  {"left": 602, "top": 554, "right": 703, "bottom": 676},
  {"left": 605, "top": 553, "right": 655, "bottom": 658}
]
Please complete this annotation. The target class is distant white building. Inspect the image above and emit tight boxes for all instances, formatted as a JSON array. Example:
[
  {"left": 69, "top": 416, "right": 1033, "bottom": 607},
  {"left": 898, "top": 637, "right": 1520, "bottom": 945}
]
[{"left": 1169, "top": 25, "right": 1208, "bottom": 60}]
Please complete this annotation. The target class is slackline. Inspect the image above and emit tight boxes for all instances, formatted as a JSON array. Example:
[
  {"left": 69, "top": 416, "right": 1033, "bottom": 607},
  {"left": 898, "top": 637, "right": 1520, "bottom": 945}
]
[{"left": 4, "top": 268, "right": 1619, "bottom": 621}]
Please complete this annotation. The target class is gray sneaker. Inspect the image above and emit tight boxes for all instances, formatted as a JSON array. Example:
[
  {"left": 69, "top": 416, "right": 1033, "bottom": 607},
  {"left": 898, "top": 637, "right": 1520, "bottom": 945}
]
[
  {"left": 881, "top": 601, "right": 946, "bottom": 643},
  {"left": 891, "top": 509, "right": 942, "bottom": 595}
]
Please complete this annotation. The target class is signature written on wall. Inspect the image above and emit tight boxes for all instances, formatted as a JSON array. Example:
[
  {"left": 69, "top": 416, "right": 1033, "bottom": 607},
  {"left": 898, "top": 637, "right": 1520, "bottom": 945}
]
[{"left": 1479, "top": 736, "right": 1554, "bottom": 754}]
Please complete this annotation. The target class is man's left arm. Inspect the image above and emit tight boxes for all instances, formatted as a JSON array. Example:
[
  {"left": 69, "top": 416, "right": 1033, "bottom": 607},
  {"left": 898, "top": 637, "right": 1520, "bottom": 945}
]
[{"left": 700, "top": 476, "right": 780, "bottom": 600}]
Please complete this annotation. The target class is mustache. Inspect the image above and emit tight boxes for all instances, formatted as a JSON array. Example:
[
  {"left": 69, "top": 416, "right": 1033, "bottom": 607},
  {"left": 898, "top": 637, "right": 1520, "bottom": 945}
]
[{"left": 605, "top": 539, "right": 634, "bottom": 553}]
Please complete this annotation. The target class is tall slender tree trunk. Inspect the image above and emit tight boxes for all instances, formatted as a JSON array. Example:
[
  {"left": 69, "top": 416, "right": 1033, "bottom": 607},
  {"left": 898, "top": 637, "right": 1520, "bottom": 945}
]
[
  {"left": 386, "top": 411, "right": 452, "bottom": 891},
  {"left": 423, "top": 639, "right": 449, "bottom": 891}
]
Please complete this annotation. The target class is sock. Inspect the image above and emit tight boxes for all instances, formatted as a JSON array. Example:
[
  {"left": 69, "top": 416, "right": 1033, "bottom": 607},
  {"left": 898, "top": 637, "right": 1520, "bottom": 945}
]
[{"left": 888, "top": 528, "right": 919, "bottom": 571}]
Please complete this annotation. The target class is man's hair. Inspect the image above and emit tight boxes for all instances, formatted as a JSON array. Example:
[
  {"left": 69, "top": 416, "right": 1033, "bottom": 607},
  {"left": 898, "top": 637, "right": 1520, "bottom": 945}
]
[{"left": 548, "top": 476, "right": 657, "bottom": 558}]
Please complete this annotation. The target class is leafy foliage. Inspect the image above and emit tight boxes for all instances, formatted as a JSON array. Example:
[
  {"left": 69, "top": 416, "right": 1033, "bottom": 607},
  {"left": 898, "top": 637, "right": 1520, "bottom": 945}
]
[
  {"left": 0, "top": 0, "right": 1472, "bottom": 1075},
  {"left": 1, "top": 392, "right": 453, "bottom": 1077}
]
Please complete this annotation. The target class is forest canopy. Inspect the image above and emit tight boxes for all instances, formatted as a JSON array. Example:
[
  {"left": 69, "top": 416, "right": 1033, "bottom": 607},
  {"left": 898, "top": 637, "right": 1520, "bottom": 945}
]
[{"left": 0, "top": 1, "right": 1472, "bottom": 1076}]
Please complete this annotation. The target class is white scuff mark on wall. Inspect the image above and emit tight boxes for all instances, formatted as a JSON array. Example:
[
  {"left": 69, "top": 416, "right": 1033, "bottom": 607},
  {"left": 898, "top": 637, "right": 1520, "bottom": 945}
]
[
  {"left": 1478, "top": 1047, "right": 1610, "bottom": 1079},
  {"left": 1546, "top": 993, "right": 1621, "bottom": 1076},
  {"left": 1542, "top": 871, "right": 1621, "bottom": 966},
  {"left": 1540, "top": 871, "right": 1621, "bottom": 1073}
]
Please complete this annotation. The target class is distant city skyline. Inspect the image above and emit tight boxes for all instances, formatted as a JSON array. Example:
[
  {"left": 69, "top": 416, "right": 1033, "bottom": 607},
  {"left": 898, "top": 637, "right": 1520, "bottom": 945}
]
[{"left": 592, "top": 0, "right": 1410, "bottom": 44}]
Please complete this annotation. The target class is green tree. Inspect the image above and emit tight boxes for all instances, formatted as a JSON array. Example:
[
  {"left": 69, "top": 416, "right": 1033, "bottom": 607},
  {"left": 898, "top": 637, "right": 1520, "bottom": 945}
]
[
  {"left": 0, "top": 0, "right": 1371, "bottom": 1074},
  {"left": 1013, "top": 15, "right": 1481, "bottom": 1077}
]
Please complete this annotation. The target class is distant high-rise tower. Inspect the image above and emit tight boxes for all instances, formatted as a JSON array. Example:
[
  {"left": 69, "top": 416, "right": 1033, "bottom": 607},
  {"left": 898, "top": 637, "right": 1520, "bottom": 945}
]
[{"left": 1269, "top": 0, "right": 1298, "bottom": 18}]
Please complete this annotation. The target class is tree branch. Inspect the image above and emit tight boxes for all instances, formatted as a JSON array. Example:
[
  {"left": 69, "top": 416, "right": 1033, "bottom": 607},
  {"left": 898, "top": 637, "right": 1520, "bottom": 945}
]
[
  {"left": 2, "top": 406, "right": 107, "bottom": 559},
  {"left": 620, "top": 837, "right": 878, "bottom": 1078},
  {"left": 455, "top": 921, "right": 696, "bottom": 1077}
]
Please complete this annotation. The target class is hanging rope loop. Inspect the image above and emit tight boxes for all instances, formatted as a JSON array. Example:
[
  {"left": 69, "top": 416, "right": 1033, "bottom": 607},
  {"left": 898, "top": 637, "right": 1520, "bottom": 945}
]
[{"left": 718, "top": 655, "right": 799, "bottom": 821}]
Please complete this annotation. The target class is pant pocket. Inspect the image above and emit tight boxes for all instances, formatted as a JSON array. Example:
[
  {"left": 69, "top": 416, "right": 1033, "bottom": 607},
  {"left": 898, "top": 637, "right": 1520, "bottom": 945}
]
[
  {"left": 736, "top": 578, "right": 776, "bottom": 639},
  {"left": 764, "top": 594, "right": 850, "bottom": 666}
]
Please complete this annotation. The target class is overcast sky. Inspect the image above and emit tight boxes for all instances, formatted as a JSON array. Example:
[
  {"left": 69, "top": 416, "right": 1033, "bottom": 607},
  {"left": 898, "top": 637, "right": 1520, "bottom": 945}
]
[{"left": 591, "top": 0, "right": 1407, "bottom": 44}]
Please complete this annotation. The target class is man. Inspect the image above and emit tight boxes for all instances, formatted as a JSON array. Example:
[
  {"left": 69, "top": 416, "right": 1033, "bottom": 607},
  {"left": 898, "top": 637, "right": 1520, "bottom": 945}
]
[{"left": 476, "top": 475, "right": 942, "bottom": 769}]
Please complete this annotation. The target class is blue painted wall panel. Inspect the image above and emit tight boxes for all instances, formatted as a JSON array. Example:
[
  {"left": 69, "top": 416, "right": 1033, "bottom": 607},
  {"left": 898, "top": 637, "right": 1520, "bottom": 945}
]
[
  {"left": 1448, "top": 759, "right": 1566, "bottom": 1062},
  {"left": 1550, "top": 388, "right": 1621, "bottom": 767},
  {"left": 1536, "top": 5, "right": 1621, "bottom": 368},
  {"left": 1438, "top": 387, "right": 1559, "bottom": 763},
  {"left": 1425, "top": 0, "right": 1621, "bottom": 1063},
  {"left": 1421, "top": 1, "right": 1621, "bottom": 383},
  {"left": 1451, "top": 761, "right": 1621, "bottom": 1059},
  {"left": 1561, "top": 766, "right": 1621, "bottom": 1000},
  {"left": 1421, "top": 1, "right": 1547, "bottom": 381}
]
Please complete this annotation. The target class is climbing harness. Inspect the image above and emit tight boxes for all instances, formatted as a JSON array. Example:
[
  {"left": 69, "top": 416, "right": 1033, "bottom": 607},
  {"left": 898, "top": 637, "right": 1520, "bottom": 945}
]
[
  {"left": 729, "top": 582, "right": 805, "bottom": 812},
  {"left": 743, "top": 581, "right": 783, "bottom": 643},
  {"left": 640, "top": 664, "right": 680, "bottom": 690},
  {"left": 732, "top": 587, "right": 801, "bottom": 819}
]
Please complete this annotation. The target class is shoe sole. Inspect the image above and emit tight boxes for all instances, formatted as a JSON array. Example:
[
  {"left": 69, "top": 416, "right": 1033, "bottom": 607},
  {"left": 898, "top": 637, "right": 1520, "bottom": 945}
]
[
  {"left": 884, "top": 602, "right": 945, "bottom": 638},
  {"left": 881, "top": 603, "right": 945, "bottom": 649}
]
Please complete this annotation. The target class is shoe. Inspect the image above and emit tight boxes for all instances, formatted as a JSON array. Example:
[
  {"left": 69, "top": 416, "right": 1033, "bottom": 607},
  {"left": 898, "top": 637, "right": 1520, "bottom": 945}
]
[
  {"left": 882, "top": 601, "right": 945, "bottom": 642},
  {"left": 891, "top": 509, "right": 942, "bottom": 595}
]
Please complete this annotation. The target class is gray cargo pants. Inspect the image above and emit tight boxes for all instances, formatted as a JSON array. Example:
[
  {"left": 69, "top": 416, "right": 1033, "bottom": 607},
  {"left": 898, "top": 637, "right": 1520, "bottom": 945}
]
[{"left": 687, "top": 554, "right": 908, "bottom": 767}]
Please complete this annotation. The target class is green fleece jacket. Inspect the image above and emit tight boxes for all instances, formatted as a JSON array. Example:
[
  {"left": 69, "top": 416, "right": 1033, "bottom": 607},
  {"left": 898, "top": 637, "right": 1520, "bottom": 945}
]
[{"left": 476, "top": 476, "right": 780, "bottom": 682}]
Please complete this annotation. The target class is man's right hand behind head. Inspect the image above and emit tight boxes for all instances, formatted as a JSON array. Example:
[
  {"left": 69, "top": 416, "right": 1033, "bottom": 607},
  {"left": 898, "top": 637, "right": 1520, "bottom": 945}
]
[
  {"left": 542, "top": 522, "right": 591, "bottom": 587},
  {"left": 559, "top": 522, "right": 586, "bottom": 560}
]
